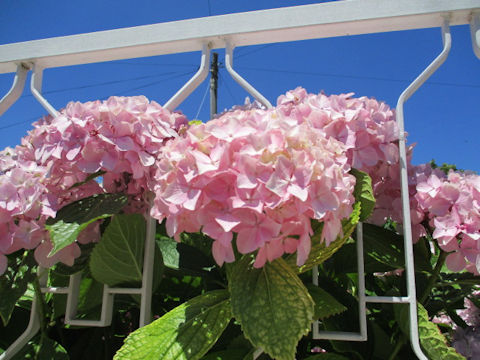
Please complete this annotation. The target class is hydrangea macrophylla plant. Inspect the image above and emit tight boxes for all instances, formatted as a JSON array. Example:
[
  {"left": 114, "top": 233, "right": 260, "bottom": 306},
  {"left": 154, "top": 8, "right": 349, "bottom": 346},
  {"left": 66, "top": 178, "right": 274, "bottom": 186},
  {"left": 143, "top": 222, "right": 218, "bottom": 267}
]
[
  {"left": 151, "top": 103, "right": 356, "bottom": 267},
  {"left": 1, "top": 88, "right": 478, "bottom": 360},
  {"left": 0, "top": 96, "right": 187, "bottom": 273},
  {"left": 416, "top": 170, "right": 480, "bottom": 275}
]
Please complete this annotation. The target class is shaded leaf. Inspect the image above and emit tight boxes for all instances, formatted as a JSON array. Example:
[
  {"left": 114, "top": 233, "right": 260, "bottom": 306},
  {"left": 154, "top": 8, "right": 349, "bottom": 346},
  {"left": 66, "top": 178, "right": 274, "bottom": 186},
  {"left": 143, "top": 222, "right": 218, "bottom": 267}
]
[
  {"left": 395, "top": 303, "right": 466, "bottom": 360},
  {"left": 114, "top": 290, "right": 232, "bottom": 360},
  {"left": 46, "top": 193, "right": 128, "bottom": 256},
  {"left": 362, "top": 223, "right": 404, "bottom": 269},
  {"left": 351, "top": 168, "right": 375, "bottom": 221},
  {"left": 361, "top": 223, "right": 431, "bottom": 272},
  {"left": 303, "top": 354, "right": 349, "bottom": 360},
  {"left": 90, "top": 214, "right": 145, "bottom": 286},
  {"left": 0, "top": 252, "right": 37, "bottom": 326},
  {"left": 201, "top": 348, "right": 250, "bottom": 360},
  {"left": 229, "top": 256, "right": 314, "bottom": 360},
  {"left": 11, "top": 335, "right": 69, "bottom": 360},
  {"left": 306, "top": 284, "right": 347, "bottom": 320},
  {"left": 157, "top": 235, "right": 213, "bottom": 273}
]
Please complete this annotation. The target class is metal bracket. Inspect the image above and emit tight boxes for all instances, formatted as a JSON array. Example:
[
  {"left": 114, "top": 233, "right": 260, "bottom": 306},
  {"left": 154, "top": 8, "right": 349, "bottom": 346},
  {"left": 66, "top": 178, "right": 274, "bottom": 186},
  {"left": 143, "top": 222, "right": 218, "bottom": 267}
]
[
  {"left": 471, "top": 11, "right": 480, "bottom": 59},
  {"left": 164, "top": 43, "right": 211, "bottom": 111},
  {"left": 0, "top": 64, "right": 29, "bottom": 117},
  {"left": 224, "top": 41, "right": 272, "bottom": 109}
]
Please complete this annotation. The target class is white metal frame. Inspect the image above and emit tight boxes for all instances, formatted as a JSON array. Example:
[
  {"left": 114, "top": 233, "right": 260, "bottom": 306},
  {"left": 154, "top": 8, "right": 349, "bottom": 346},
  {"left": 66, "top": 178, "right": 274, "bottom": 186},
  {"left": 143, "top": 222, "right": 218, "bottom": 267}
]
[{"left": 0, "top": 1, "right": 479, "bottom": 359}]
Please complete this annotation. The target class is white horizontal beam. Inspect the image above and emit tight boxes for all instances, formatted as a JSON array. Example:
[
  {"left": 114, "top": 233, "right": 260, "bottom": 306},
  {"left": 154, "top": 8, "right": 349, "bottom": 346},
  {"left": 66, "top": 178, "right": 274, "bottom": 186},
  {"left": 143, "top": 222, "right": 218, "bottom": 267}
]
[{"left": 0, "top": 0, "right": 479, "bottom": 74}]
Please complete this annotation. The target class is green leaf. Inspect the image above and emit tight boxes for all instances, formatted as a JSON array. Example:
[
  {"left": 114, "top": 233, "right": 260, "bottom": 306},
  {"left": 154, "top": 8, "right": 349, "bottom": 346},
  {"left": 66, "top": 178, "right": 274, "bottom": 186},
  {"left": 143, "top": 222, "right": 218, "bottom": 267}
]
[
  {"left": 362, "top": 223, "right": 404, "bottom": 269},
  {"left": 10, "top": 335, "right": 69, "bottom": 360},
  {"left": 49, "top": 271, "right": 104, "bottom": 319},
  {"left": 114, "top": 289, "right": 232, "bottom": 360},
  {"left": 90, "top": 214, "right": 146, "bottom": 286},
  {"left": 306, "top": 284, "right": 347, "bottom": 320},
  {"left": 229, "top": 256, "right": 314, "bottom": 360},
  {"left": 68, "top": 170, "right": 106, "bottom": 190},
  {"left": 0, "top": 252, "right": 37, "bottom": 326},
  {"left": 350, "top": 168, "right": 375, "bottom": 221},
  {"left": 157, "top": 235, "right": 214, "bottom": 273},
  {"left": 285, "top": 202, "right": 361, "bottom": 273},
  {"left": 332, "top": 243, "right": 394, "bottom": 274},
  {"left": 303, "top": 354, "right": 349, "bottom": 360},
  {"left": 201, "top": 348, "right": 250, "bottom": 360},
  {"left": 361, "top": 223, "right": 431, "bottom": 272},
  {"left": 395, "top": 303, "right": 466, "bottom": 360},
  {"left": 46, "top": 193, "right": 128, "bottom": 256}
]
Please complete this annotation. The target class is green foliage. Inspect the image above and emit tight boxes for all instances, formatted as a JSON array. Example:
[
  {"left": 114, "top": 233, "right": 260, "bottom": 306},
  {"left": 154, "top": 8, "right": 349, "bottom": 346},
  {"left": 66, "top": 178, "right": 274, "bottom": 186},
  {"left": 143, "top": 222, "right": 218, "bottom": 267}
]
[
  {"left": 53, "top": 242, "right": 96, "bottom": 276},
  {"left": 395, "top": 303, "right": 466, "bottom": 360},
  {"left": 303, "top": 354, "right": 350, "bottom": 360},
  {"left": 49, "top": 270, "right": 104, "bottom": 319},
  {"left": 0, "top": 252, "right": 37, "bottom": 326},
  {"left": 157, "top": 234, "right": 214, "bottom": 274},
  {"left": 229, "top": 255, "right": 314, "bottom": 360},
  {"left": 306, "top": 284, "right": 347, "bottom": 320},
  {"left": 11, "top": 335, "right": 69, "bottom": 360},
  {"left": 350, "top": 168, "right": 375, "bottom": 221},
  {"left": 90, "top": 214, "right": 146, "bottom": 286},
  {"left": 285, "top": 201, "right": 361, "bottom": 273},
  {"left": 46, "top": 193, "right": 128, "bottom": 256},
  {"left": 115, "top": 290, "right": 232, "bottom": 360}
]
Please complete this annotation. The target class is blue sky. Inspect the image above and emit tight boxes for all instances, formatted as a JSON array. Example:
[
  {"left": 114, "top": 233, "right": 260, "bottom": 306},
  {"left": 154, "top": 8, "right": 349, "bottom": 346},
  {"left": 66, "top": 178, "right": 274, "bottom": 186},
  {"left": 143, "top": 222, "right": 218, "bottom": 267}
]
[{"left": 0, "top": 0, "right": 479, "bottom": 171}]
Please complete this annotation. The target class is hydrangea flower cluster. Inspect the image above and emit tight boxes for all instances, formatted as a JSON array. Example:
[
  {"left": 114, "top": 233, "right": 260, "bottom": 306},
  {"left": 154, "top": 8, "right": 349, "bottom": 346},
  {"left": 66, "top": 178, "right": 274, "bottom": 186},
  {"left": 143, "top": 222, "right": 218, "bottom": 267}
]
[
  {"left": 275, "top": 87, "right": 399, "bottom": 175},
  {"left": 2, "top": 87, "right": 480, "bottom": 275},
  {"left": 434, "top": 290, "right": 480, "bottom": 359},
  {"left": 0, "top": 96, "right": 187, "bottom": 273},
  {"left": 0, "top": 147, "right": 50, "bottom": 274},
  {"left": 416, "top": 170, "right": 480, "bottom": 274},
  {"left": 151, "top": 105, "right": 356, "bottom": 267}
]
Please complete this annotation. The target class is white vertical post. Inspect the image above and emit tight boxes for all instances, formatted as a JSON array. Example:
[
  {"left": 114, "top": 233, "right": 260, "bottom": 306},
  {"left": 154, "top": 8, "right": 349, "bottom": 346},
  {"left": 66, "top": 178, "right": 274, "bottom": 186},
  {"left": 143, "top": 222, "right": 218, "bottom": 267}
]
[
  {"left": 139, "top": 211, "right": 157, "bottom": 327},
  {"left": 395, "top": 18, "right": 451, "bottom": 360}
]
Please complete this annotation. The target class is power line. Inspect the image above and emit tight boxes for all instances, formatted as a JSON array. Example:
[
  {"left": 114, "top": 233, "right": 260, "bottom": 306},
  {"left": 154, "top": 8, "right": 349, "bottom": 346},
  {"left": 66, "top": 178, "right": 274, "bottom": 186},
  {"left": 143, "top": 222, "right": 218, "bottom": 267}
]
[
  {"left": 19, "top": 70, "right": 195, "bottom": 98},
  {"left": 195, "top": 80, "right": 210, "bottom": 120},
  {"left": 108, "top": 61, "right": 197, "bottom": 68},
  {"left": 2, "top": 71, "right": 197, "bottom": 130},
  {"left": 0, "top": 116, "right": 39, "bottom": 130},
  {"left": 218, "top": 70, "right": 238, "bottom": 104},
  {"left": 235, "top": 44, "right": 275, "bottom": 59},
  {"left": 116, "top": 70, "right": 197, "bottom": 95},
  {"left": 236, "top": 66, "right": 480, "bottom": 89},
  {"left": 207, "top": 0, "right": 212, "bottom": 16}
]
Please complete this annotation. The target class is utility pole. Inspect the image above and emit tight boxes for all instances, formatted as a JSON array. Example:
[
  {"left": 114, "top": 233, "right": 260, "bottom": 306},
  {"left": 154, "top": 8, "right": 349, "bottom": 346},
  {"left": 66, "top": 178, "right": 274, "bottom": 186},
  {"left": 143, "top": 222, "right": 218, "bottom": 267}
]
[{"left": 209, "top": 52, "right": 218, "bottom": 119}]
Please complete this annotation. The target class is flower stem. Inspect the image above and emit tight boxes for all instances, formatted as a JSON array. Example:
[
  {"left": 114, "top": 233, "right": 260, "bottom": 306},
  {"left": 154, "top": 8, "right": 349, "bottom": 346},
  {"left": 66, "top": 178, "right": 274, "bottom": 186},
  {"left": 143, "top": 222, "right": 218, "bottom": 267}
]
[
  {"left": 388, "top": 334, "right": 406, "bottom": 360},
  {"left": 419, "top": 248, "right": 447, "bottom": 304},
  {"left": 32, "top": 275, "right": 47, "bottom": 334}
]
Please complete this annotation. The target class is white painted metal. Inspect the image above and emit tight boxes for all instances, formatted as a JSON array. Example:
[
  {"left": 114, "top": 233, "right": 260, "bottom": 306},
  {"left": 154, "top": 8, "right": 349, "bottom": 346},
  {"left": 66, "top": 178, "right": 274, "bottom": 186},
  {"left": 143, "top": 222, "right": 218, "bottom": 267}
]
[
  {"left": 471, "top": 11, "right": 480, "bottom": 59},
  {"left": 224, "top": 41, "right": 272, "bottom": 109},
  {"left": 30, "top": 66, "right": 59, "bottom": 117},
  {"left": 0, "top": 64, "right": 28, "bottom": 117},
  {"left": 312, "top": 224, "right": 367, "bottom": 342},
  {"left": 0, "top": 2, "right": 477, "bottom": 359},
  {"left": 164, "top": 43, "right": 210, "bottom": 111},
  {"left": 395, "top": 18, "right": 451, "bottom": 360},
  {"left": 0, "top": 0, "right": 478, "bottom": 74},
  {"left": 139, "top": 211, "right": 157, "bottom": 327}
]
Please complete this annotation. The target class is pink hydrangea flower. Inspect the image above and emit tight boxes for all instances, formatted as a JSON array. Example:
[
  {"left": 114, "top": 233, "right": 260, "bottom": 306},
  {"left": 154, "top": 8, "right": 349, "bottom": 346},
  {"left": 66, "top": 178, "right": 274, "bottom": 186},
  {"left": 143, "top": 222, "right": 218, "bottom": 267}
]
[
  {"left": 416, "top": 171, "right": 480, "bottom": 274},
  {"left": 0, "top": 96, "right": 186, "bottom": 273},
  {"left": 152, "top": 99, "right": 356, "bottom": 267}
]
